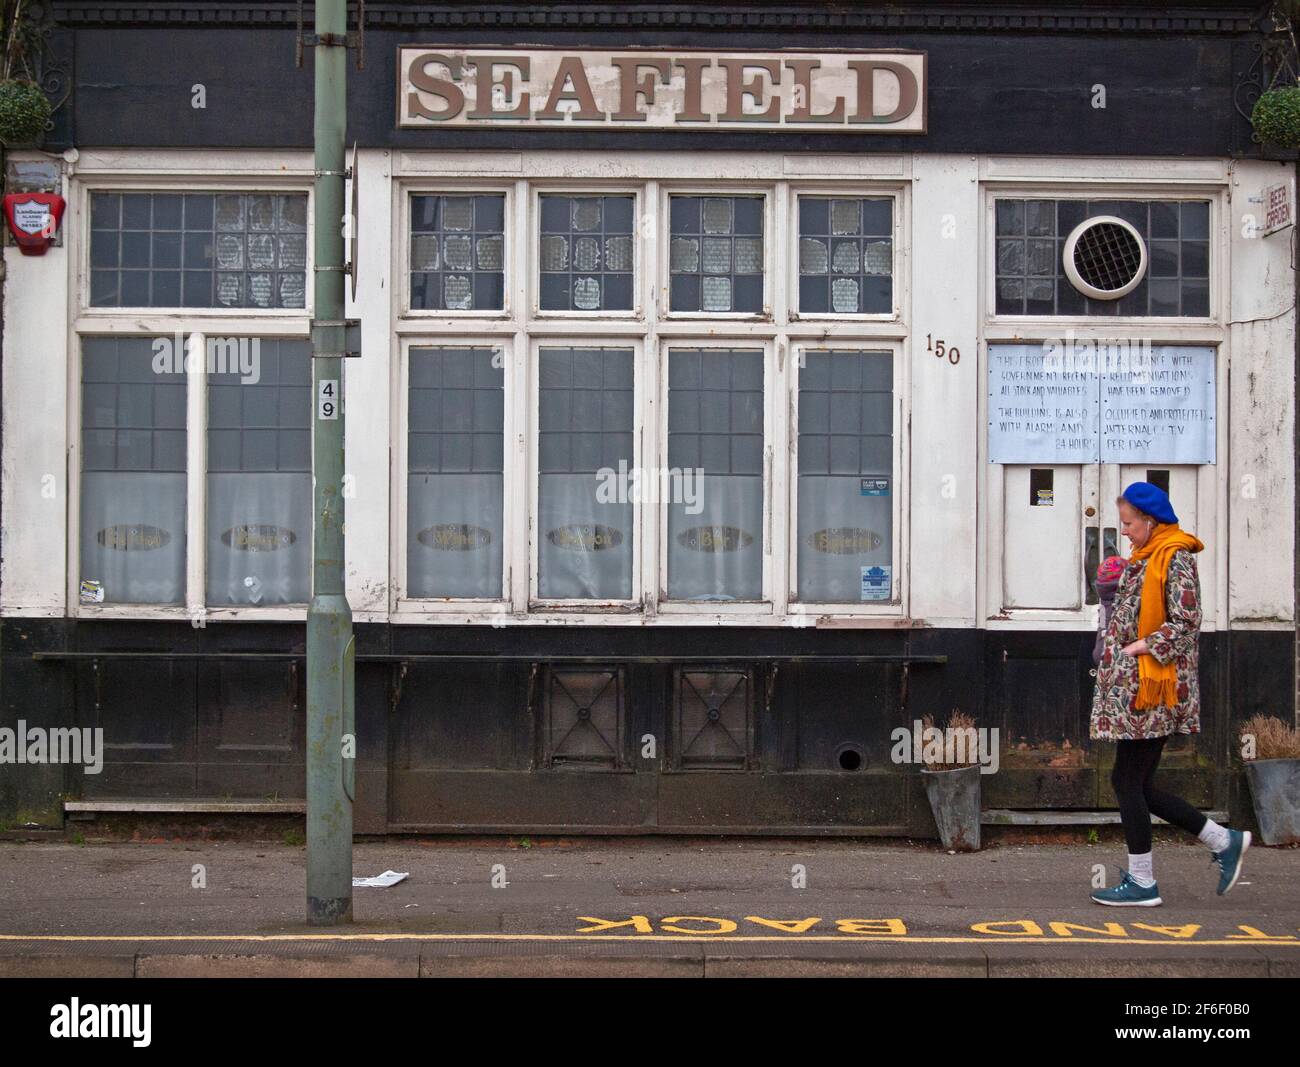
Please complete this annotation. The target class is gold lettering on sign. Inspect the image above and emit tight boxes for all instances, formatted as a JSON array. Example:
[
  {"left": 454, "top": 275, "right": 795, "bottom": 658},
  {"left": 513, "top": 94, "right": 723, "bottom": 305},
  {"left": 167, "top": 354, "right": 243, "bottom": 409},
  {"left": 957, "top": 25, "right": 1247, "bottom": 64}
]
[
  {"left": 547, "top": 524, "right": 624, "bottom": 551},
  {"left": 96, "top": 524, "right": 170, "bottom": 551},
  {"left": 417, "top": 524, "right": 493, "bottom": 551},
  {"left": 221, "top": 525, "right": 297, "bottom": 552},
  {"left": 676, "top": 526, "right": 753, "bottom": 553},
  {"left": 809, "top": 528, "right": 883, "bottom": 555}
]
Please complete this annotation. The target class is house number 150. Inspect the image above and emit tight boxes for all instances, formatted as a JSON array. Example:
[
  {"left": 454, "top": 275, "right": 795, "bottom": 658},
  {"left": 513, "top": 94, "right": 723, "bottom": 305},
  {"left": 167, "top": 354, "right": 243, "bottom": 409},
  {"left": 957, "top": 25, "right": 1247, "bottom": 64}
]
[{"left": 926, "top": 335, "right": 960, "bottom": 364}]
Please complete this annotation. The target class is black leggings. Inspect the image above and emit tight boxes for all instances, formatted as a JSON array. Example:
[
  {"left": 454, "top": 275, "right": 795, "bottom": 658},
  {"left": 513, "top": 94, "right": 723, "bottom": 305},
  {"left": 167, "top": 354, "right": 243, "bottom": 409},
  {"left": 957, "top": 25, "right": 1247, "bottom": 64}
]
[{"left": 1111, "top": 737, "right": 1208, "bottom": 854}]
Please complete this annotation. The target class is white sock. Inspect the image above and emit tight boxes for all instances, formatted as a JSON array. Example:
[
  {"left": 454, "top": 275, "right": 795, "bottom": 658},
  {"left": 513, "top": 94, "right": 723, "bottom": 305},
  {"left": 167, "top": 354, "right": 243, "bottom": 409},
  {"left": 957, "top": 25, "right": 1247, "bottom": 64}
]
[
  {"left": 1198, "top": 818, "right": 1231, "bottom": 853},
  {"left": 1128, "top": 852, "right": 1155, "bottom": 887}
]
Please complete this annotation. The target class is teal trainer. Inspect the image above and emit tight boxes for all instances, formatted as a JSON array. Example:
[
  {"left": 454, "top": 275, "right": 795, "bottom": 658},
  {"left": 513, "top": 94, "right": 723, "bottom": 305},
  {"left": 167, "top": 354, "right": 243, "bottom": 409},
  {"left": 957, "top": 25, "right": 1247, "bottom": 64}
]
[
  {"left": 1090, "top": 870, "right": 1163, "bottom": 907},
  {"left": 1211, "top": 829, "right": 1251, "bottom": 896}
]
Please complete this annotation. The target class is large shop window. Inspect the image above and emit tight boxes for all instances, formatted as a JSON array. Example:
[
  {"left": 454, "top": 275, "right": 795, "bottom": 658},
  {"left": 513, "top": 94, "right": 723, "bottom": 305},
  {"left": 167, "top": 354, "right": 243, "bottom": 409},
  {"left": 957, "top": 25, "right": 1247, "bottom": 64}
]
[
  {"left": 206, "top": 339, "right": 312, "bottom": 605},
  {"left": 798, "top": 197, "right": 893, "bottom": 314},
  {"left": 410, "top": 194, "right": 506, "bottom": 311},
  {"left": 89, "top": 192, "right": 307, "bottom": 309},
  {"left": 538, "top": 195, "right": 635, "bottom": 311},
  {"left": 538, "top": 347, "right": 635, "bottom": 600},
  {"left": 407, "top": 346, "right": 505, "bottom": 598},
  {"left": 79, "top": 338, "right": 187, "bottom": 604},
  {"left": 796, "top": 350, "right": 894, "bottom": 602},
  {"left": 391, "top": 180, "right": 905, "bottom": 614},
  {"left": 669, "top": 196, "right": 764, "bottom": 313},
  {"left": 994, "top": 198, "right": 1210, "bottom": 317},
  {"left": 666, "top": 348, "right": 764, "bottom": 601}
]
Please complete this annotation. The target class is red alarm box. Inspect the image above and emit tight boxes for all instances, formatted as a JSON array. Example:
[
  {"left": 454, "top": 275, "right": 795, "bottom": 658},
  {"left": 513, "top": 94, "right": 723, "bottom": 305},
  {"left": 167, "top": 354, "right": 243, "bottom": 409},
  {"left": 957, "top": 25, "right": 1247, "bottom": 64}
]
[{"left": 3, "top": 192, "right": 65, "bottom": 255}]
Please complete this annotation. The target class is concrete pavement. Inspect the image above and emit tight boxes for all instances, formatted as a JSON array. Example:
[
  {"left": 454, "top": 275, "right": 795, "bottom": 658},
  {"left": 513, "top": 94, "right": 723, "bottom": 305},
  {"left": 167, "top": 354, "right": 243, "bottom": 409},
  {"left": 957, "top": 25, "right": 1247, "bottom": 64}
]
[{"left": 1, "top": 834, "right": 1297, "bottom": 976}]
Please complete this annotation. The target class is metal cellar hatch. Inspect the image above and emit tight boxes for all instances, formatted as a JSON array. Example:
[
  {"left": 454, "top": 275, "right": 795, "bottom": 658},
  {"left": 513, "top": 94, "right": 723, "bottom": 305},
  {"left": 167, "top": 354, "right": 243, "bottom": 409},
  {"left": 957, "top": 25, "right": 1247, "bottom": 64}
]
[
  {"left": 541, "top": 668, "right": 625, "bottom": 770},
  {"left": 671, "top": 669, "right": 755, "bottom": 770}
]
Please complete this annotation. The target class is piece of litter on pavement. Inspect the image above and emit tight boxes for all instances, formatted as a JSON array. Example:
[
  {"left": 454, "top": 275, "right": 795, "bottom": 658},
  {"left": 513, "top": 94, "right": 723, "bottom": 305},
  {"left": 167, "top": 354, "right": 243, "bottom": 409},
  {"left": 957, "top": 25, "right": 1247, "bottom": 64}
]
[{"left": 352, "top": 870, "right": 409, "bottom": 888}]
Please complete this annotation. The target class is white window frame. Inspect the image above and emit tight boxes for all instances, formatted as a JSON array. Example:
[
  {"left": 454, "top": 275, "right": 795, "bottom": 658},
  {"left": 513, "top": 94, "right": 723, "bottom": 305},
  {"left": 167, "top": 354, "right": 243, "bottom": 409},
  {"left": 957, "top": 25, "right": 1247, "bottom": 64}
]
[
  {"left": 69, "top": 168, "right": 315, "bottom": 622},
  {"left": 786, "top": 341, "right": 908, "bottom": 616},
  {"left": 528, "top": 335, "right": 645, "bottom": 612},
  {"left": 661, "top": 184, "right": 774, "bottom": 321},
  {"left": 655, "top": 335, "right": 776, "bottom": 616},
  {"left": 401, "top": 183, "right": 515, "bottom": 319},
  {"left": 388, "top": 158, "right": 914, "bottom": 626},
  {"left": 979, "top": 177, "right": 1230, "bottom": 631},
  {"left": 528, "top": 184, "right": 644, "bottom": 321},
  {"left": 787, "top": 189, "right": 902, "bottom": 322},
  {"left": 985, "top": 182, "right": 1221, "bottom": 329},
  {"left": 393, "top": 334, "right": 516, "bottom": 616}
]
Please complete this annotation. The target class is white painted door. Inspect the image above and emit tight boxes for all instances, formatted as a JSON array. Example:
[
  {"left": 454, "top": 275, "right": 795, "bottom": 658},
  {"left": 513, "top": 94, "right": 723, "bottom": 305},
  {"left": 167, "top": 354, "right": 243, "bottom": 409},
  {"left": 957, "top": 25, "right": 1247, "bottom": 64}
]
[
  {"left": 1001, "top": 464, "right": 1093, "bottom": 610},
  {"left": 1000, "top": 463, "right": 1204, "bottom": 616}
]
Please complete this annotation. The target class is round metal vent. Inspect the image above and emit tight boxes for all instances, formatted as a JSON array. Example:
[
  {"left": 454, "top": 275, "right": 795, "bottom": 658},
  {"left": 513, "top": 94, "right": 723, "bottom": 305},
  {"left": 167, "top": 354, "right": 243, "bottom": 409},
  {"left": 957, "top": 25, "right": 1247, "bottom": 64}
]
[{"left": 1062, "top": 215, "right": 1148, "bottom": 300}]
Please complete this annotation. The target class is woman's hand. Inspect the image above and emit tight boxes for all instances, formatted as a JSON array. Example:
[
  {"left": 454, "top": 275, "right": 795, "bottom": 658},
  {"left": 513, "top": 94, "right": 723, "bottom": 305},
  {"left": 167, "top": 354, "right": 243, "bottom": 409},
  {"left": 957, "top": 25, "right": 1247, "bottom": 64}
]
[{"left": 1121, "top": 638, "right": 1150, "bottom": 657}]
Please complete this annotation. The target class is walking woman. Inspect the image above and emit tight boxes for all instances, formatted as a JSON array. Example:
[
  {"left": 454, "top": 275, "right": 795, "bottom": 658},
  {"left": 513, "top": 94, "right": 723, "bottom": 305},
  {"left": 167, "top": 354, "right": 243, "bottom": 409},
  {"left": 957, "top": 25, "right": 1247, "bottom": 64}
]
[{"left": 1089, "top": 482, "right": 1249, "bottom": 906}]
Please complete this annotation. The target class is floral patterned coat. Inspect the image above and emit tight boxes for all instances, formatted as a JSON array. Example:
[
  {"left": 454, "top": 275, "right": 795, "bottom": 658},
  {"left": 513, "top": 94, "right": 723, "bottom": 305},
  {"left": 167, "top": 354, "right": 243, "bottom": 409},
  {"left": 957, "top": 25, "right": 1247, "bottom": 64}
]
[{"left": 1089, "top": 547, "right": 1202, "bottom": 741}]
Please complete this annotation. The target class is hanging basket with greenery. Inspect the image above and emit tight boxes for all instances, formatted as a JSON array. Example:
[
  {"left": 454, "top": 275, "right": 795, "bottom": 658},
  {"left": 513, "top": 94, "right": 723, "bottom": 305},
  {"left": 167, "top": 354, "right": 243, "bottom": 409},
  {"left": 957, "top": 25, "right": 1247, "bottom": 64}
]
[
  {"left": 0, "top": 78, "right": 49, "bottom": 145},
  {"left": 1252, "top": 85, "right": 1300, "bottom": 149}
]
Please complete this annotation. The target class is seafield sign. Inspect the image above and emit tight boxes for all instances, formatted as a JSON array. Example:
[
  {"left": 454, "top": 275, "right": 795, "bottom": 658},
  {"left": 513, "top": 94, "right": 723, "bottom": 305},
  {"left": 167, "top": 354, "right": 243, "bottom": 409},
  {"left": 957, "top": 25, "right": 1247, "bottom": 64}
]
[{"left": 398, "top": 48, "right": 926, "bottom": 132}]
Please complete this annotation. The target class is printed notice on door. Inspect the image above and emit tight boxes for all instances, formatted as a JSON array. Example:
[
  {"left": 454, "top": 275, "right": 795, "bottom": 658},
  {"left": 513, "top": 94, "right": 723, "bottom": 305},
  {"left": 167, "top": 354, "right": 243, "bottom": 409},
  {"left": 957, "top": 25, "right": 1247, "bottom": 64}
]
[
  {"left": 1100, "top": 346, "right": 1215, "bottom": 464},
  {"left": 987, "top": 344, "right": 1100, "bottom": 463},
  {"left": 988, "top": 343, "right": 1215, "bottom": 465}
]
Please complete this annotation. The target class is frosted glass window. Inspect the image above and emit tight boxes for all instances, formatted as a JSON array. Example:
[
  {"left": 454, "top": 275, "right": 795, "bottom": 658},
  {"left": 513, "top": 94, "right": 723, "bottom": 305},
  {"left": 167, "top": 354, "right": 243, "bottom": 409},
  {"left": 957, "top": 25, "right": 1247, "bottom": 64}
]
[
  {"left": 89, "top": 192, "right": 307, "bottom": 309},
  {"left": 666, "top": 348, "right": 763, "bottom": 600},
  {"left": 798, "top": 197, "right": 892, "bottom": 314},
  {"left": 796, "top": 350, "right": 894, "bottom": 602},
  {"left": 407, "top": 347, "right": 504, "bottom": 598},
  {"left": 669, "top": 196, "right": 763, "bottom": 313},
  {"left": 79, "top": 337, "right": 186, "bottom": 604},
  {"left": 538, "top": 195, "right": 634, "bottom": 311},
  {"left": 538, "top": 348, "right": 634, "bottom": 600},
  {"left": 206, "top": 339, "right": 311, "bottom": 605},
  {"left": 410, "top": 194, "right": 505, "bottom": 310}
]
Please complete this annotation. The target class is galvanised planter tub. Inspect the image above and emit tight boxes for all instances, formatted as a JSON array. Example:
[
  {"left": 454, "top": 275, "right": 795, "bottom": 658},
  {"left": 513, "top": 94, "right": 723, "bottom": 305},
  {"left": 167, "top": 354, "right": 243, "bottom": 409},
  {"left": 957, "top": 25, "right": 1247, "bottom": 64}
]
[
  {"left": 921, "top": 764, "right": 982, "bottom": 852},
  {"left": 1244, "top": 758, "right": 1300, "bottom": 846}
]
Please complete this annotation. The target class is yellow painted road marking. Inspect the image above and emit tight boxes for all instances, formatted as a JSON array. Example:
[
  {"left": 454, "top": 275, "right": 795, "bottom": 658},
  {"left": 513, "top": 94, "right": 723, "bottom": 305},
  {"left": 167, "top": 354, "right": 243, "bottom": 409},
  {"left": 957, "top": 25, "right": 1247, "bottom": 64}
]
[{"left": 1, "top": 933, "right": 1298, "bottom": 946}]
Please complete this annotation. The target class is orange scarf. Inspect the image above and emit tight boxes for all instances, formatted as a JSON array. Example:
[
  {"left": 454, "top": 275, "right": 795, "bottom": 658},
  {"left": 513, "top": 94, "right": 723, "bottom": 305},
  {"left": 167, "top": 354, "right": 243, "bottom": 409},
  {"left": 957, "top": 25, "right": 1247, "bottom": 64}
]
[{"left": 1128, "top": 523, "right": 1204, "bottom": 709}]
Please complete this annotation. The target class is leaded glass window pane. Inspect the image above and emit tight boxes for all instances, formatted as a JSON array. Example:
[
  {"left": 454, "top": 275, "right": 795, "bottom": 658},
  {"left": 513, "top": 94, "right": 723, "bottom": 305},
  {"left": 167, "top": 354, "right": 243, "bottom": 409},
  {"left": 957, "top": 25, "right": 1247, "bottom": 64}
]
[
  {"left": 669, "top": 196, "right": 763, "bottom": 313},
  {"left": 538, "top": 195, "right": 635, "bottom": 311},
  {"left": 79, "top": 337, "right": 186, "bottom": 604},
  {"left": 797, "top": 197, "right": 892, "bottom": 315},
  {"left": 993, "top": 198, "right": 1212, "bottom": 316},
  {"left": 410, "top": 194, "right": 505, "bottom": 311},
  {"left": 538, "top": 348, "right": 634, "bottom": 599},
  {"left": 206, "top": 338, "right": 312, "bottom": 605},
  {"left": 407, "top": 347, "right": 504, "bottom": 598},
  {"left": 666, "top": 348, "right": 764, "bottom": 600},
  {"left": 796, "top": 350, "right": 894, "bottom": 603},
  {"left": 89, "top": 192, "right": 307, "bottom": 309}
]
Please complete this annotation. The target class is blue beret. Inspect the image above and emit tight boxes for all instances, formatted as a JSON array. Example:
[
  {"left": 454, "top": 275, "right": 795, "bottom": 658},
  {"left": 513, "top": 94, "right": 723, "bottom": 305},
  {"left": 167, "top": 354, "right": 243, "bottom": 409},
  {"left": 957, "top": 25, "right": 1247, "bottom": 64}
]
[{"left": 1121, "top": 481, "right": 1178, "bottom": 524}]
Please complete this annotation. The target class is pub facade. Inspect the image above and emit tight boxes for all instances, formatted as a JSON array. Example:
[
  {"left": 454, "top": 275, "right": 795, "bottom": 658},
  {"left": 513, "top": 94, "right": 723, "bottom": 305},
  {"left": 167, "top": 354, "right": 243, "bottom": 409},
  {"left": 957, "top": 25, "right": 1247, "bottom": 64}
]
[{"left": 0, "top": 1, "right": 1294, "bottom": 835}]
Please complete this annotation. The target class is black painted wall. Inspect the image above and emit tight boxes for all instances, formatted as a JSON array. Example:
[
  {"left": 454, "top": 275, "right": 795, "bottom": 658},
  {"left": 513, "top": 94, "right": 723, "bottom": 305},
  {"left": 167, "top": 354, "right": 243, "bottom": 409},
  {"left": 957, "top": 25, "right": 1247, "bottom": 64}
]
[
  {"left": 1, "top": 617, "right": 1288, "bottom": 833},
  {"left": 46, "top": 1, "right": 1268, "bottom": 158}
]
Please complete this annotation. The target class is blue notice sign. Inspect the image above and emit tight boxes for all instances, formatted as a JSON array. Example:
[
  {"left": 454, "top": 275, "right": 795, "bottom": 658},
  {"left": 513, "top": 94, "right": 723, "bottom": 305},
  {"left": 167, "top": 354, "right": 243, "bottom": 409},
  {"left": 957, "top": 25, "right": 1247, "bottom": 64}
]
[
  {"left": 860, "top": 477, "right": 890, "bottom": 496},
  {"left": 860, "top": 564, "right": 891, "bottom": 601}
]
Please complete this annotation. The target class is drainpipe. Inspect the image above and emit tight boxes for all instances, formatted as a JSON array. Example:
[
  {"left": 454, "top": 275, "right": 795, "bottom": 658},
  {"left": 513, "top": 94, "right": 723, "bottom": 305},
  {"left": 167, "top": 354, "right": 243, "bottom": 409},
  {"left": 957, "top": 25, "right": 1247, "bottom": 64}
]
[{"left": 306, "top": 0, "right": 353, "bottom": 926}]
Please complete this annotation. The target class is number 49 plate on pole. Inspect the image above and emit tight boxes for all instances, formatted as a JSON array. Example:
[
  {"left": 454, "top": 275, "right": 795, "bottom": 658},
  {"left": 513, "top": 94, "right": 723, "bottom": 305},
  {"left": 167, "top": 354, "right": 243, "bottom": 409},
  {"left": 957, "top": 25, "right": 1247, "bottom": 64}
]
[{"left": 318, "top": 379, "right": 339, "bottom": 420}]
